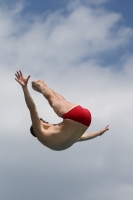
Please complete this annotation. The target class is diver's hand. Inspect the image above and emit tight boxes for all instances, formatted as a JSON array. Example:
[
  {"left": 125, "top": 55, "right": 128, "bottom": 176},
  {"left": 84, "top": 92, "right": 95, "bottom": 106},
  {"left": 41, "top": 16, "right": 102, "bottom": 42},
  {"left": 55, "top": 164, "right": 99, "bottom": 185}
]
[
  {"left": 99, "top": 125, "right": 109, "bottom": 136},
  {"left": 15, "top": 70, "right": 31, "bottom": 87}
]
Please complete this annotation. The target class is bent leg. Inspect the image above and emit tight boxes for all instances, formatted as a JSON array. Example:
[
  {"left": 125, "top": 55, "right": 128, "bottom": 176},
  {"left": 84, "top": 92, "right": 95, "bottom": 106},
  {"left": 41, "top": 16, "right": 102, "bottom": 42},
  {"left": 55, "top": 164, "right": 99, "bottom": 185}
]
[
  {"left": 51, "top": 99, "right": 77, "bottom": 117},
  {"left": 41, "top": 85, "right": 77, "bottom": 117},
  {"left": 53, "top": 92, "right": 65, "bottom": 100},
  {"left": 32, "top": 80, "right": 77, "bottom": 117}
]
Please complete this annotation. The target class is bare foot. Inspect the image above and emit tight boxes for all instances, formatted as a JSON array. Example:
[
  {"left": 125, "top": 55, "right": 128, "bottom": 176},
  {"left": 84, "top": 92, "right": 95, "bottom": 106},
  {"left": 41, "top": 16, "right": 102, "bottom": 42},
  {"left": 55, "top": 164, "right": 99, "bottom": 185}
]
[{"left": 32, "top": 80, "right": 44, "bottom": 93}]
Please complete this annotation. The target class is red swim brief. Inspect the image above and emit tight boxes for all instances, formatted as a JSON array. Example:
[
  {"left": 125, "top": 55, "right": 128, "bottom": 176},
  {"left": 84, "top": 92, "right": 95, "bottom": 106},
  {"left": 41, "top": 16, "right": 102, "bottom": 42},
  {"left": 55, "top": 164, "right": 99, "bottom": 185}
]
[{"left": 62, "top": 105, "right": 91, "bottom": 127}]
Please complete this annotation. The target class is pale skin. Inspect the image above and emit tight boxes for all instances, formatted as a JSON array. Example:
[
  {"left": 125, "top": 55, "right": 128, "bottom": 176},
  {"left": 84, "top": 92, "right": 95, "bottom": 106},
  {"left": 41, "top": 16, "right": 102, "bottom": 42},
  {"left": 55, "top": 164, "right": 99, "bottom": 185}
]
[{"left": 15, "top": 70, "right": 109, "bottom": 151}]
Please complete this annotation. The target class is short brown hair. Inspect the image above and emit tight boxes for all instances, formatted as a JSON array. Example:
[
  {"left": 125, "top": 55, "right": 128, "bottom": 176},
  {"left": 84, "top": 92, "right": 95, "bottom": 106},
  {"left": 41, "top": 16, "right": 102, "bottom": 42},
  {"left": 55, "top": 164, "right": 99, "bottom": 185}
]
[
  {"left": 30, "top": 125, "right": 36, "bottom": 137},
  {"left": 30, "top": 118, "right": 49, "bottom": 137}
]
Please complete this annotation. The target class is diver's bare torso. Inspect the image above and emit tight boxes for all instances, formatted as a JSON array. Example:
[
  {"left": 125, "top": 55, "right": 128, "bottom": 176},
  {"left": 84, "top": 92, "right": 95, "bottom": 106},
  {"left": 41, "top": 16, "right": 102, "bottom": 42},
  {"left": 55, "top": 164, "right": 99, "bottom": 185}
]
[
  {"left": 15, "top": 70, "right": 109, "bottom": 150},
  {"left": 38, "top": 119, "right": 88, "bottom": 151}
]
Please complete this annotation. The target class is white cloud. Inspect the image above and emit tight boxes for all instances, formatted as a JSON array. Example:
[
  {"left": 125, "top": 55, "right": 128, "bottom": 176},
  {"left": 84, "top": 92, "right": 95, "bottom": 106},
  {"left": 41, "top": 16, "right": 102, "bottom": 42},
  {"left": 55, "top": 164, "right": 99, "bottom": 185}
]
[
  {"left": 67, "top": 0, "right": 110, "bottom": 9},
  {"left": 0, "top": 1, "right": 133, "bottom": 200}
]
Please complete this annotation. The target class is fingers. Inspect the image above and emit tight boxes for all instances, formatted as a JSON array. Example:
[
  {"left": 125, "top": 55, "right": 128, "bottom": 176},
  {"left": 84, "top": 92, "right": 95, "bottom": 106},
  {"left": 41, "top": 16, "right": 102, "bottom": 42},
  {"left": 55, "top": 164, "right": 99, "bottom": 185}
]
[
  {"left": 101, "top": 125, "right": 109, "bottom": 134},
  {"left": 15, "top": 78, "right": 19, "bottom": 82},
  {"left": 15, "top": 78, "right": 21, "bottom": 85},
  {"left": 105, "top": 125, "right": 109, "bottom": 131},
  {"left": 106, "top": 125, "right": 109, "bottom": 129},
  {"left": 15, "top": 70, "right": 21, "bottom": 79},
  {"left": 15, "top": 73, "right": 19, "bottom": 80},
  {"left": 19, "top": 70, "right": 23, "bottom": 77},
  {"left": 15, "top": 72, "right": 20, "bottom": 79},
  {"left": 15, "top": 70, "right": 30, "bottom": 80},
  {"left": 27, "top": 75, "right": 31, "bottom": 81}
]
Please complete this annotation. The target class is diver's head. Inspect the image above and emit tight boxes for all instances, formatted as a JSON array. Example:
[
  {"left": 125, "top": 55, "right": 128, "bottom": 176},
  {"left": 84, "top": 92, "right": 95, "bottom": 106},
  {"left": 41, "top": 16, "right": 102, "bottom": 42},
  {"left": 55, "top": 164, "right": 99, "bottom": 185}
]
[
  {"left": 30, "top": 125, "right": 36, "bottom": 137},
  {"left": 30, "top": 118, "right": 49, "bottom": 137}
]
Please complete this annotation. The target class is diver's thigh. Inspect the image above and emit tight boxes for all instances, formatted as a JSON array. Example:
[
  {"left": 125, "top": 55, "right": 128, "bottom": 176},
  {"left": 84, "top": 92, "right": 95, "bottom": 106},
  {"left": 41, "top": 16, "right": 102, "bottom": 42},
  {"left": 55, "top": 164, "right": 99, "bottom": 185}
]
[{"left": 51, "top": 99, "right": 77, "bottom": 117}]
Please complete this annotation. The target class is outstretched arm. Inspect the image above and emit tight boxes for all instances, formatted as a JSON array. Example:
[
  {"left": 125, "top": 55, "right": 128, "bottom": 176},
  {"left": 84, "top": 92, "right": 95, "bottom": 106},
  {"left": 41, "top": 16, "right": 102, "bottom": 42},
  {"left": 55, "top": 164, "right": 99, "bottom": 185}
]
[
  {"left": 15, "top": 70, "right": 35, "bottom": 110},
  {"left": 15, "top": 71, "right": 41, "bottom": 134},
  {"left": 77, "top": 125, "right": 109, "bottom": 142}
]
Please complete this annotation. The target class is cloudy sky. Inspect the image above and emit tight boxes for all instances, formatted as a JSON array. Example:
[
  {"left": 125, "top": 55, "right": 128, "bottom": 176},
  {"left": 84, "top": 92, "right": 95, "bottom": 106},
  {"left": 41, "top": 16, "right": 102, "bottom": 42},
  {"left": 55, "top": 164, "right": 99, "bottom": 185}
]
[{"left": 0, "top": 0, "right": 133, "bottom": 199}]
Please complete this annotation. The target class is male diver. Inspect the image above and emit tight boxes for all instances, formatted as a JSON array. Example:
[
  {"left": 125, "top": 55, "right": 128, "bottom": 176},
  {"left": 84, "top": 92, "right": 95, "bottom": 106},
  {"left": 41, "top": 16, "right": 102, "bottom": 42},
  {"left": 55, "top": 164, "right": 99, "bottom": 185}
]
[{"left": 15, "top": 70, "right": 109, "bottom": 151}]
